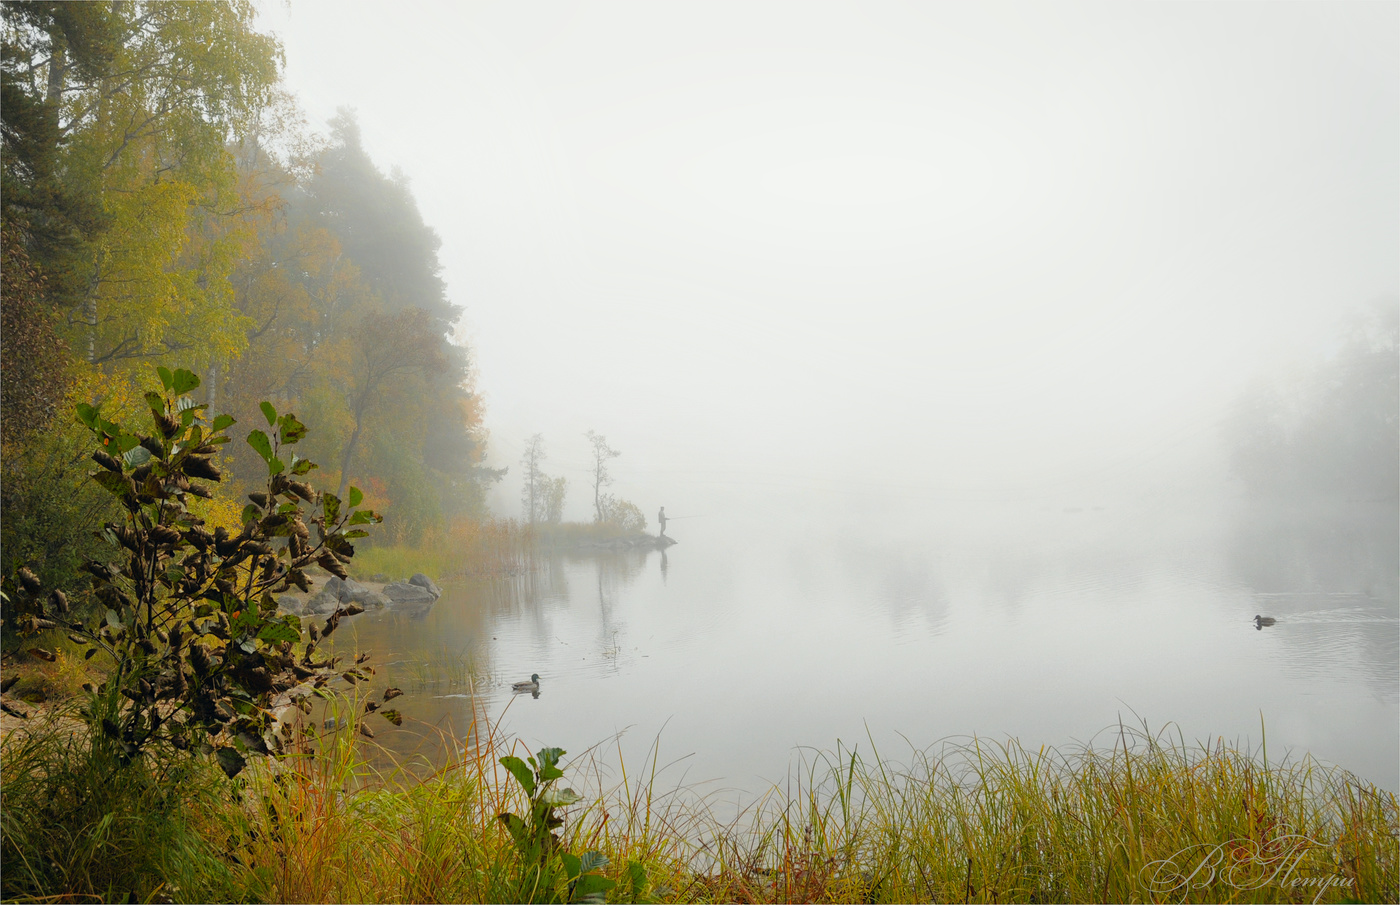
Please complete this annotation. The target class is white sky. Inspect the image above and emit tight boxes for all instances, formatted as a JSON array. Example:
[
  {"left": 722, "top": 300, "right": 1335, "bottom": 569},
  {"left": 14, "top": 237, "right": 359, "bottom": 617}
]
[{"left": 257, "top": 1, "right": 1398, "bottom": 515}]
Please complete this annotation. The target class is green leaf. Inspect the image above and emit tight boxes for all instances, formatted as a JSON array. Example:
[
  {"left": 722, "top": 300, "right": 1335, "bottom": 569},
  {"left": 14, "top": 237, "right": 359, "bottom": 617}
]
[
  {"left": 122, "top": 446, "right": 153, "bottom": 468},
  {"left": 144, "top": 391, "right": 165, "bottom": 416},
  {"left": 211, "top": 413, "right": 235, "bottom": 432},
  {"left": 75, "top": 403, "right": 99, "bottom": 429},
  {"left": 157, "top": 366, "right": 174, "bottom": 391},
  {"left": 578, "top": 851, "right": 609, "bottom": 876},
  {"left": 540, "top": 786, "right": 581, "bottom": 807},
  {"left": 625, "top": 860, "right": 650, "bottom": 899},
  {"left": 571, "top": 873, "right": 615, "bottom": 903},
  {"left": 278, "top": 413, "right": 307, "bottom": 444},
  {"left": 537, "top": 747, "right": 566, "bottom": 773},
  {"left": 171, "top": 369, "right": 200, "bottom": 395},
  {"left": 500, "top": 755, "right": 536, "bottom": 796},
  {"left": 343, "top": 529, "right": 369, "bottom": 539},
  {"left": 348, "top": 510, "right": 377, "bottom": 526},
  {"left": 246, "top": 429, "right": 273, "bottom": 463},
  {"left": 258, "top": 621, "right": 299, "bottom": 645},
  {"left": 560, "top": 852, "right": 582, "bottom": 881},
  {"left": 176, "top": 396, "right": 202, "bottom": 413},
  {"left": 267, "top": 456, "right": 285, "bottom": 476},
  {"left": 291, "top": 456, "right": 318, "bottom": 475},
  {"left": 538, "top": 762, "right": 564, "bottom": 782},
  {"left": 93, "top": 471, "right": 130, "bottom": 494},
  {"left": 242, "top": 504, "right": 260, "bottom": 525},
  {"left": 322, "top": 493, "right": 341, "bottom": 525},
  {"left": 496, "top": 812, "right": 530, "bottom": 851},
  {"left": 260, "top": 401, "right": 277, "bottom": 426},
  {"left": 348, "top": 485, "right": 363, "bottom": 508},
  {"left": 105, "top": 609, "right": 121, "bottom": 628}
]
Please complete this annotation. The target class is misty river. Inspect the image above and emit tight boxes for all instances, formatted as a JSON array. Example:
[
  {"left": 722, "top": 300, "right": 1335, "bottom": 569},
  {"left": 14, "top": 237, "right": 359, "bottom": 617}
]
[{"left": 329, "top": 492, "right": 1399, "bottom": 799}]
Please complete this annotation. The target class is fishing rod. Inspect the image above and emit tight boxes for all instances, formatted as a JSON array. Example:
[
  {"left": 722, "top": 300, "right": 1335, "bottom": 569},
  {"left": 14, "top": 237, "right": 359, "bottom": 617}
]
[{"left": 661, "top": 515, "right": 706, "bottom": 519}]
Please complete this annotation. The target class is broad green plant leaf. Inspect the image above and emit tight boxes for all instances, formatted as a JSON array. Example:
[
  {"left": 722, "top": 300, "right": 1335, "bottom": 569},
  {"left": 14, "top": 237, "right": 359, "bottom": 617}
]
[
  {"left": 540, "top": 786, "right": 581, "bottom": 807},
  {"left": 171, "top": 369, "right": 200, "bottom": 395},
  {"left": 260, "top": 401, "right": 277, "bottom": 425},
  {"left": 247, "top": 429, "right": 273, "bottom": 462},
  {"left": 278, "top": 412, "right": 307, "bottom": 444},
  {"left": 500, "top": 755, "right": 537, "bottom": 796},
  {"left": 122, "top": 446, "right": 153, "bottom": 468},
  {"left": 571, "top": 873, "right": 615, "bottom": 904},
  {"left": 496, "top": 812, "right": 530, "bottom": 850}
]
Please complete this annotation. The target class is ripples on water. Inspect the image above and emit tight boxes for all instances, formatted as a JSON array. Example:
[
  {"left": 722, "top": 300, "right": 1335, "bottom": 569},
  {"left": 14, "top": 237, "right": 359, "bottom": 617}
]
[{"left": 329, "top": 497, "right": 1399, "bottom": 793}]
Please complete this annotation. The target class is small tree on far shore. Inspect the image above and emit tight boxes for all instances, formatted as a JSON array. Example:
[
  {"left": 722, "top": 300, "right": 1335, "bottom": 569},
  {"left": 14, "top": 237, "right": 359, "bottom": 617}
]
[{"left": 585, "top": 430, "right": 621, "bottom": 524}]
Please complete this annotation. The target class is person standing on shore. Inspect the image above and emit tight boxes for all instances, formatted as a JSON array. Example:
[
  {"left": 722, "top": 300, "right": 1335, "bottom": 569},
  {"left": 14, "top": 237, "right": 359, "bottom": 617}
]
[{"left": 657, "top": 506, "right": 667, "bottom": 537}]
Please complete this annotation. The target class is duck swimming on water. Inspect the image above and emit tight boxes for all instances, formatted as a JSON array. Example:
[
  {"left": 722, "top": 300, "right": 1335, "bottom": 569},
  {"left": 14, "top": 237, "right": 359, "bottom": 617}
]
[
  {"left": 1254, "top": 615, "right": 1276, "bottom": 628},
  {"left": 511, "top": 673, "right": 541, "bottom": 693}
]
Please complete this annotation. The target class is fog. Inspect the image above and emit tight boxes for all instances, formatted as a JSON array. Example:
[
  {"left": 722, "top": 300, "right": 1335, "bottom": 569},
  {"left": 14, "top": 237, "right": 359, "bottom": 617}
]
[{"left": 258, "top": 2, "right": 1397, "bottom": 520}]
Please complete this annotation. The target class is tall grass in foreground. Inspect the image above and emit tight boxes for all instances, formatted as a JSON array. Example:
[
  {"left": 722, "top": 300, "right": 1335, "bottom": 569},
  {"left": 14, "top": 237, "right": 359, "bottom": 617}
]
[
  {"left": 691, "top": 723, "right": 1398, "bottom": 903},
  {"left": 0, "top": 702, "right": 245, "bottom": 903},
  {"left": 4, "top": 706, "right": 1396, "bottom": 903},
  {"left": 226, "top": 714, "right": 1400, "bottom": 904}
]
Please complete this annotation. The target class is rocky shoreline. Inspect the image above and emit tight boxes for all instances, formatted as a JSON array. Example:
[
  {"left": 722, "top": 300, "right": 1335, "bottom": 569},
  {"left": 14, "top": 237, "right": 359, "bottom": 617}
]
[{"left": 277, "top": 571, "right": 443, "bottom": 618}]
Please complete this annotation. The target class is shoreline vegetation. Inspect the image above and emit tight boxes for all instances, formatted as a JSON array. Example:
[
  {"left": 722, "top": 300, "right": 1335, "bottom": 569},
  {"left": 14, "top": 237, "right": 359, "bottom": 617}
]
[
  {"left": 3, "top": 523, "right": 1398, "bottom": 903},
  {"left": 2, "top": 694, "right": 1396, "bottom": 904},
  {"left": 348, "top": 519, "right": 674, "bottom": 587},
  {"left": 1, "top": 505, "right": 1395, "bottom": 903}
]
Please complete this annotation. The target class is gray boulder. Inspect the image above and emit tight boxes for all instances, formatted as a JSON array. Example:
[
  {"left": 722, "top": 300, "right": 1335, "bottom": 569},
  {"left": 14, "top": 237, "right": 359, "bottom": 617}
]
[
  {"left": 383, "top": 581, "right": 436, "bottom": 605},
  {"left": 305, "top": 589, "right": 340, "bottom": 615},
  {"left": 277, "top": 595, "right": 306, "bottom": 616},
  {"left": 408, "top": 573, "right": 442, "bottom": 599},
  {"left": 322, "top": 576, "right": 389, "bottom": 608}
]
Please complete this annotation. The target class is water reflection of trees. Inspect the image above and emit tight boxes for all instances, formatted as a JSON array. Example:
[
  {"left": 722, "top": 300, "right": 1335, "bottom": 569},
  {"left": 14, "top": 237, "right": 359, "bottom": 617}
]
[
  {"left": 478, "top": 548, "right": 652, "bottom": 664},
  {"left": 1228, "top": 500, "right": 1399, "bottom": 702},
  {"left": 1228, "top": 501, "right": 1398, "bottom": 602}
]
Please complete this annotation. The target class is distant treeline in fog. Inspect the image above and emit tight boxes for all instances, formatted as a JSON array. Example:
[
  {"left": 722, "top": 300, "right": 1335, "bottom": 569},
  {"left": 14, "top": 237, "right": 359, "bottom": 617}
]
[{"left": 1228, "top": 302, "right": 1398, "bottom": 502}]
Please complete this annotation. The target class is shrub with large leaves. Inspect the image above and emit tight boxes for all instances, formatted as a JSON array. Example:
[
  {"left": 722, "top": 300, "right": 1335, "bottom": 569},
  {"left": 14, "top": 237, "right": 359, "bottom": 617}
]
[
  {"left": 4, "top": 367, "right": 381, "bottom": 777},
  {"left": 498, "top": 745, "right": 651, "bottom": 904}
]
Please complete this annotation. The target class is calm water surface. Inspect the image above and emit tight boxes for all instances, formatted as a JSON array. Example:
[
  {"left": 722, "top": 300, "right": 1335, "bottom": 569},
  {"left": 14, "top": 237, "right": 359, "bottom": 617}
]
[{"left": 331, "top": 494, "right": 1399, "bottom": 795}]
